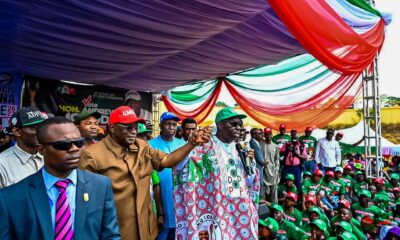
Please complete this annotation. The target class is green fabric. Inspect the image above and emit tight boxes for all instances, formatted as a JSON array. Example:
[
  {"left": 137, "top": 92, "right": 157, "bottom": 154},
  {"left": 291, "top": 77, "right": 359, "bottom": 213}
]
[
  {"left": 337, "top": 221, "right": 352, "bottom": 232},
  {"left": 235, "top": 54, "right": 316, "bottom": 77},
  {"left": 373, "top": 190, "right": 391, "bottom": 210},
  {"left": 284, "top": 207, "right": 303, "bottom": 226},
  {"left": 299, "top": 135, "right": 317, "bottom": 158},
  {"left": 358, "top": 189, "right": 371, "bottom": 198},
  {"left": 277, "top": 219, "right": 306, "bottom": 240},
  {"left": 321, "top": 179, "right": 336, "bottom": 196},
  {"left": 271, "top": 203, "right": 284, "bottom": 214},
  {"left": 346, "top": 0, "right": 381, "bottom": 17},
  {"left": 169, "top": 80, "right": 218, "bottom": 104},
  {"left": 259, "top": 217, "right": 279, "bottom": 232},
  {"left": 331, "top": 216, "right": 361, "bottom": 231},
  {"left": 138, "top": 123, "right": 151, "bottom": 133},
  {"left": 151, "top": 170, "right": 160, "bottom": 185},
  {"left": 302, "top": 179, "right": 322, "bottom": 196},
  {"left": 272, "top": 134, "right": 291, "bottom": 146},
  {"left": 331, "top": 179, "right": 346, "bottom": 196},
  {"left": 285, "top": 173, "right": 295, "bottom": 181},
  {"left": 352, "top": 203, "right": 389, "bottom": 222},
  {"left": 278, "top": 184, "right": 298, "bottom": 199},
  {"left": 215, "top": 107, "right": 247, "bottom": 124},
  {"left": 391, "top": 173, "right": 400, "bottom": 180},
  {"left": 386, "top": 182, "right": 397, "bottom": 190},
  {"left": 353, "top": 180, "right": 368, "bottom": 194},
  {"left": 228, "top": 69, "right": 329, "bottom": 92}
]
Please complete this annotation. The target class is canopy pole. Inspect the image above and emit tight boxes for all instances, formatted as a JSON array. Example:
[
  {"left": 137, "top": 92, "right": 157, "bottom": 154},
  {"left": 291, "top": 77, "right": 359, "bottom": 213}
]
[{"left": 362, "top": 53, "right": 382, "bottom": 178}]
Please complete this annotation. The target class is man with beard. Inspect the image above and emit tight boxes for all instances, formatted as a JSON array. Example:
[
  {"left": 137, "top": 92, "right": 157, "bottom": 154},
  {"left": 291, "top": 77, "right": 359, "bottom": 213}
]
[
  {"left": 74, "top": 110, "right": 101, "bottom": 146},
  {"left": 0, "top": 107, "right": 46, "bottom": 188},
  {"left": 79, "top": 106, "right": 212, "bottom": 240},
  {"left": 173, "top": 107, "right": 259, "bottom": 239},
  {"left": 148, "top": 112, "right": 186, "bottom": 240}
]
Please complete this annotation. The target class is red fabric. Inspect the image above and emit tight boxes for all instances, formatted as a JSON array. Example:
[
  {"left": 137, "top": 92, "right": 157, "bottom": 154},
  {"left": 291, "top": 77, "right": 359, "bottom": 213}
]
[
  {"left": 162, "top": 80, "right": 223, "bottom": 124},
  {"left": 269, "top": 0, "right": 385, "bottom": 74}
]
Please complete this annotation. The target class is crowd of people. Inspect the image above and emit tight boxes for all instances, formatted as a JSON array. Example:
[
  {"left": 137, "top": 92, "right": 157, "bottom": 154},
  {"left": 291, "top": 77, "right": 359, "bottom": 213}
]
[{"left": 0, "top": 99, "right": 399, "bottom": 240}]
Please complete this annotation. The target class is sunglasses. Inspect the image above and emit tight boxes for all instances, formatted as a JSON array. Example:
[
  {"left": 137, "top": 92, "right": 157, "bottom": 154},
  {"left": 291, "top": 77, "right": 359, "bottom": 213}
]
[
  {"left": 44, "top": 137, "right": 85, "bottom": 151},
  {"left": 116, "top": 123, "right": 138, "bottom": 132}
]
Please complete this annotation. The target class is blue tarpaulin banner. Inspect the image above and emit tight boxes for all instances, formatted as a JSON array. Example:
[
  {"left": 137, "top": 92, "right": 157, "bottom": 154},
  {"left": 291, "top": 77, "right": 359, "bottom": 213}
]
[{"left": 0, "top": 68, "right": 23, "bottom": 128}]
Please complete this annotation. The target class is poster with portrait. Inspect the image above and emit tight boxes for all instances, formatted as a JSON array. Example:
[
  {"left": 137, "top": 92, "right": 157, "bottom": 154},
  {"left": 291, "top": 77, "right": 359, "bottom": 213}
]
[
  {"left": 21, "top": 76, "right": 153, "bottom": 127},
  {"left": 0, "top": 69, "right": 23, "bottom": 128}
]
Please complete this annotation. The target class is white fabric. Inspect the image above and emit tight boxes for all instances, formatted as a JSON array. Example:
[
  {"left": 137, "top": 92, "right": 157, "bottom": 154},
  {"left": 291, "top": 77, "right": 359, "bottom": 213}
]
[{"left": 315, "top": 138, "right": 341, "bottom": 168}]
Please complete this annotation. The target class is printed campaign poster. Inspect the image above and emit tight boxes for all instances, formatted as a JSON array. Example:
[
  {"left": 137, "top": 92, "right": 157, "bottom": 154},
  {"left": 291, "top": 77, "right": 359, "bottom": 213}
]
[
  {"left": 0, "top": 71, "right": 23, "bottom": 128},
  {"left": 21, "top": 77, "right": 152, "bottom": 126}
]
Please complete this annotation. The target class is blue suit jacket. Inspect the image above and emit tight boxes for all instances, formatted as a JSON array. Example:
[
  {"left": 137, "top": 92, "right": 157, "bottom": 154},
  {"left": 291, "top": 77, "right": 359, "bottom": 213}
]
[
  {"left": 0, "top": 169, "right": 120, "bottom": 240},
  {"left": 249, "top": 138, "right": 265, "bottom": 167}
]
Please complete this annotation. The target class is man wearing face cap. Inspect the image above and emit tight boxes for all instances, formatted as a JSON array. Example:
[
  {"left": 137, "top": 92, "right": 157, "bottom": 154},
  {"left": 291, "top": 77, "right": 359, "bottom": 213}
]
[
  {"left": 0, "top": 107, "right": 47, "bottom": 188},
  {"left": 300, "top": 127, "right": 317, "bottom": 174},
  {"left": 79, "top": 106, "right": 212, "bottom": 240},
  {"left": 173, "top": 107, "right": 260, "bottom": 239},
  {"left": 0, "top": 127, "right": 13, "bottom": 153},
  {"left": 125, "top": 90, "right": 152, "bottom": 124}
]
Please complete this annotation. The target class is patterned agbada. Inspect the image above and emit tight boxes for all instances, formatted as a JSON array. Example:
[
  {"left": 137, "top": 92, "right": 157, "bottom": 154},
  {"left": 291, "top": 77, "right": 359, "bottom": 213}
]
[{"left": 173, "top": 136, "right": 259, "bottom": 240}]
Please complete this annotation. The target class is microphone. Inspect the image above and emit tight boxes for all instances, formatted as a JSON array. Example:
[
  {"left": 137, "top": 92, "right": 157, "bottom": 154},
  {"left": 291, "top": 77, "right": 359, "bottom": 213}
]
[
  {"left": 243, "top": 142, "right": 255, "bottom": 175},
  {"left": 235, "top": 143, "right": 250, "bottom": 175}
]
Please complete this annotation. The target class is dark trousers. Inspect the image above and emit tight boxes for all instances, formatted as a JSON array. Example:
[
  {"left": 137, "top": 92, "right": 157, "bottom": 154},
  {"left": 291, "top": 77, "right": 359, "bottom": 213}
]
[{"left": 282, "top": 165, "right": 302, "bottom": 190}]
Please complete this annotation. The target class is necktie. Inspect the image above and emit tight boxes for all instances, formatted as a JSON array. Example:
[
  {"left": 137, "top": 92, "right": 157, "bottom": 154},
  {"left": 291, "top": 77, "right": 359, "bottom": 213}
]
[{"left": 54, "top": 179, "right": 74, "bottom": 240}]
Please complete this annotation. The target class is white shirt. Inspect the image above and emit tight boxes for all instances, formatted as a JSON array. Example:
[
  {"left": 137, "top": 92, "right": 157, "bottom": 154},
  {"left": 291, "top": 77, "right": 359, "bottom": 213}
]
[
  {"left": 315, "top": 138, "right": 341, "bottom": 168},
  {"left": 0, "top": 144, "right": 43, "bottom": 188}
]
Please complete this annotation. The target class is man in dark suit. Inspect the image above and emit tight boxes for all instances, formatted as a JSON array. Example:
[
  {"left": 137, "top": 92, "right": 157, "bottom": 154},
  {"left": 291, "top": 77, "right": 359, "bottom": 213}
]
[
  {"left": 249, "top": 128, "right": 265, "bottom": 197},
  {"left": 0, "top": 117, "right": 120, "bottom": 240}
]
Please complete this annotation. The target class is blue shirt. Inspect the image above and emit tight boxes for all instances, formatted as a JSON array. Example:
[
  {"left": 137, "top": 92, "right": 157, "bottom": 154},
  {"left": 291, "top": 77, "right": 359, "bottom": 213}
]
[
  {"left": 148, "top": 136, "right": 186, "bottom": 229},
  {"left": 42, "top": 168, "right": 77, "bottom": 231}
]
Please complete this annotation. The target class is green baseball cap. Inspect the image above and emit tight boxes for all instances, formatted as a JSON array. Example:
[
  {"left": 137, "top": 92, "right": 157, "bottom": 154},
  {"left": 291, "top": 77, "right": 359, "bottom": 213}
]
[
  {"left": 338, "top": 231, "right": 357, "bottom": 240},
  {"left": 259, "top": 217, "right": 279, "bottom": 232},
  {"left": 215, "top": 107, "right": 246, "bottom": 124},
  {"left": 74, "top": 110, "right": 101, "bottom": 124},
  {"left": 310, "top": 219, "right": 327, "bottom": 231},
  {"left": 308, "top": 207, "right": 321, "bottom": 217},
  {"left": 396, "top": 198, "right": 400, "bottom": 205},
  {"left": 137, "top": 123, "right": 151, "bottom": 134},
  {"left": 270, "top": 203, "right": 284, "bottom": 214},
  {"left": 338, "top": 221, "right": 352, "bottom": 232},
  {"left": 355, "top": 171, "right": 363, "bottom": 176},
  {"left": 391, "top": 173, "right": 400, "bottom": 180},
  {"left": 303, "top": 171, "right": 312, "bottom": 176},
  {"left": 285, "top": 173, "right": 295, "bottom": 181},
  {"left": 358, "top": 189, "right": 371, "bottom": 198}
]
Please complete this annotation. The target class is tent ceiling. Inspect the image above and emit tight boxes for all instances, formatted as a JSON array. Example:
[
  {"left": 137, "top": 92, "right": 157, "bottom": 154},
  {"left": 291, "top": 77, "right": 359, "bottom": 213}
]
[{"left": 0, "top": 1, "right": 305, "bottom": 91}]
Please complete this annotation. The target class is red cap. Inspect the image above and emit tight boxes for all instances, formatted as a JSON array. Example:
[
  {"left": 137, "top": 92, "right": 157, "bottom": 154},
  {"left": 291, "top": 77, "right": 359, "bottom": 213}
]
[
  {"left": 361, "top": 216, "right": 374, "bottom": 227},
  {"left": 286, "top": 192, "right": 298, "bottom": 202},
  {"left": 326, "top": 170, "right": 334, "bottom": 177},
  {"left": 336, "top": 132, "right": 344, "bottom": 137},
  {"left": 305, "top": 127, "right": 313, "bottom": 132},
  {"left": 109, "top": 106, "right": 146, "bottom": 125},
  {"left": 279, "top": 124, "right": 286, "bottom": 129},
  {"left": 305, "top": 195, "right": 316, "bottom": 205},
  {"left": 344, "top": 165, "right": 352, "bottom": 171},
  {"left": 338, "top": 200, "right": 351, "bottom": 209},
  {"left": 393, "top": 187, "right": 400, "bottom": 192},
  {"left": 374, "top": 178, "right": 385, "bottom": 185},
  {"left": 376, "top": 220, "right": 391, "bottom": 226},
  {"left": 264, "top": 127, "right": 272, "bottom": 134},
  {"left": 314, "top": 169, "right": 323, "bottom": 176}
]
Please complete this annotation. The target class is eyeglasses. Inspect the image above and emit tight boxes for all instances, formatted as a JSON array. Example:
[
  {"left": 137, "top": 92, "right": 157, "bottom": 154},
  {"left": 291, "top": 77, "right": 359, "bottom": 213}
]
[
  {"left": 44, "top": 137, "right": 85, "bottom": 151},
  {"left": 116, "top": 123, "right": 138, "bottom": 132}
]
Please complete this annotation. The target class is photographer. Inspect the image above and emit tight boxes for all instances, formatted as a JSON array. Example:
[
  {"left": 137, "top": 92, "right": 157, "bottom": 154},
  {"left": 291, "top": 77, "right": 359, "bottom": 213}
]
[{"left": 280, "top": 136, "right": 307, "bottom": 189}]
